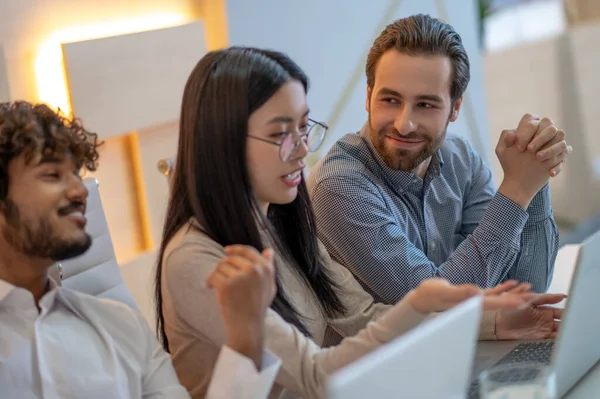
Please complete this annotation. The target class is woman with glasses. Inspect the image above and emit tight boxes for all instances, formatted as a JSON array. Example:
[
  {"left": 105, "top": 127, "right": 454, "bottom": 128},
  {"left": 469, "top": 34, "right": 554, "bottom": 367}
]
[{"left": 155, "top": 46, "right": 532, "bottom": 399}]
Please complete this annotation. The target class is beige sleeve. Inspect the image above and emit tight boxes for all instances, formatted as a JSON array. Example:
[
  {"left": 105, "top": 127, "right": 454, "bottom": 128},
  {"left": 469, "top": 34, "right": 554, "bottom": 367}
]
[
  {"left": 265, "top": 296, "right": 427, "bottom": 398},
  {"left": 165, "top": 237, "right": 428, "bottom": 399},
  {"left": 163, "top": 240, "right": 229, "bottom": 347},
  {"left": 161, "top": 236, "right": 232, "bottom": 398},
  {"left": 323, "top": 254, "right": 392, "bottom": 337}
]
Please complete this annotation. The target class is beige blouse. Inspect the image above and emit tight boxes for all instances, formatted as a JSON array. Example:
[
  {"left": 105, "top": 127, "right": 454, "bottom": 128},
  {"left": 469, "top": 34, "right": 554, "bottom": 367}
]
[{"left": 161, "top": 219, "right": 495, "bottom": 399}]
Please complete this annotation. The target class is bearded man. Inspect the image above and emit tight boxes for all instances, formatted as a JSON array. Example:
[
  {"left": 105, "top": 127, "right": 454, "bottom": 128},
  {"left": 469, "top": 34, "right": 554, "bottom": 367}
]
[{"left": 307, "top": 14, "right": 571, "bottom": 307}]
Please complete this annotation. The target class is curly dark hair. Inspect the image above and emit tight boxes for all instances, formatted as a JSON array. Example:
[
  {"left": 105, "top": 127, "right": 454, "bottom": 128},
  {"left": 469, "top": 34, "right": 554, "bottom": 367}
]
[{"left": 0, "top": 101, "right": 101, "bottom": 200}]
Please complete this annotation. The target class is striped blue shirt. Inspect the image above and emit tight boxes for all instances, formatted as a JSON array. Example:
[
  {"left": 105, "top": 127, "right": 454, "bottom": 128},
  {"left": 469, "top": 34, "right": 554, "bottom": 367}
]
[{"left": 307, "top": 124, "right": 558, "bottom": 304}]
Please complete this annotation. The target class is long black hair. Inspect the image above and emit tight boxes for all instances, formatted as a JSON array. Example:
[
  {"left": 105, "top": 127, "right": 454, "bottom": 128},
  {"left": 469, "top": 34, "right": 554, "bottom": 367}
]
[{"left": 155, "top": 46, "right": 346, "bottom": 351}]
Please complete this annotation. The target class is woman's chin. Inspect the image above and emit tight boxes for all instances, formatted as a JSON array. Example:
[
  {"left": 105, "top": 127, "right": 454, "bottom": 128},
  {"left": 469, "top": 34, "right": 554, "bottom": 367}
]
[{"left": 270, "top": 189, "right": 298, "bottom": 205}]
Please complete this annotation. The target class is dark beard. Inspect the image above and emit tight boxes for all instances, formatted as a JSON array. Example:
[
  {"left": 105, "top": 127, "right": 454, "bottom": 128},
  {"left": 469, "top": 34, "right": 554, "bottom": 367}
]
[
  {"left": 1, "top": 198, "right": 91, "bottom": 261},
  {"left": 369, "top": 117, "right": 449, "bottom": 171},
  {"left": 378, "top": 140, "right": 437, "bottom": 171}
]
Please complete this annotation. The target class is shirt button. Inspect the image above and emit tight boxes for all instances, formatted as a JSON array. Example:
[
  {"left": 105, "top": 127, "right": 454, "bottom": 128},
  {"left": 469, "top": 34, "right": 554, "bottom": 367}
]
[
  {"left": 430, "top": 242, "right": 436, "bottom": 250},
  {"left": 412, "top": 178, "right": 419, "bottom": 184}
]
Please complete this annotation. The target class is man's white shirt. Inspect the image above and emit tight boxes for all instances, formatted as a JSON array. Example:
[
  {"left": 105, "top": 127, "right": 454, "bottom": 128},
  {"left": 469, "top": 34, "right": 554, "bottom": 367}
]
[{"left": 0, "top": 278, "right": 280, "bottom": 399}]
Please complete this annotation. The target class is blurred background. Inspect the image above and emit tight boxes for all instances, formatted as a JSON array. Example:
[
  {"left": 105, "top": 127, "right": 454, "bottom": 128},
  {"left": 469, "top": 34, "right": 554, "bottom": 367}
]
[{"left": 0, "top": 0, "right": 597, "bottom": 323}]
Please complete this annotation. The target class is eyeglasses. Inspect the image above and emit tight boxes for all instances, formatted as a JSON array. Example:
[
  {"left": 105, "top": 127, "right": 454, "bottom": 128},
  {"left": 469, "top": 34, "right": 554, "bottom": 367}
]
[{"left": 248, "top": 118, "right": 328, "bottom": 162}]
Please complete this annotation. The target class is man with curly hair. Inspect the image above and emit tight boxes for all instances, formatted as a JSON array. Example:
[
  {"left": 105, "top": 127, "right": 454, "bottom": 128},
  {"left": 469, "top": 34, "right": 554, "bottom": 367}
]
[{"left": 0, "top": 101, "right": 191, "bottom": 398}]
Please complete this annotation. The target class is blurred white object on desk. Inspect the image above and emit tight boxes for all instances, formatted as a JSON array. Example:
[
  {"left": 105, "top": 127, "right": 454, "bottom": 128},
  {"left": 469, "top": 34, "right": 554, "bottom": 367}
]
[{"left": 547, "top": 244, "right": 581, "bottom": 308}]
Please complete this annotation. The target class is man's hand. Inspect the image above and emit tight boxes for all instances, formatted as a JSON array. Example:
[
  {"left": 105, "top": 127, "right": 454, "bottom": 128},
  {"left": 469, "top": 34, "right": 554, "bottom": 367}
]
[
  {"left": 496, "top": 115, "right": 571, "bottom": 208},
  {"left": 505, "top": 114, "right": 573, "bottom": 177},
  {"left": 496, "top": 129, "right": 551, "bottom": 208},
  {"left": 495, "top": 293, "right": 566, "bottom": 340},
  {"left": 516, "top": 114, "right": 568, "bottom": 160}
]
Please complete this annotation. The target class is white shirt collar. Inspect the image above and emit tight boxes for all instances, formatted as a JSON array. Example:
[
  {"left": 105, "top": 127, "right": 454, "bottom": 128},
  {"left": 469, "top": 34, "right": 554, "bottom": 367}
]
[
  {"left": 0, "top": 277, "right": 60, "bottom": 307},
  {"left": 0, "top": 278, "right": 15, "bottom": 303}
]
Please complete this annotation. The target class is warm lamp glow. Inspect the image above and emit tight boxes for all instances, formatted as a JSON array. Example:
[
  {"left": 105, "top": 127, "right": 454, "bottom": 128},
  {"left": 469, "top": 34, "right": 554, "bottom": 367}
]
[{"left": 35, "top": 12, "right": 190, "bottom": 116}]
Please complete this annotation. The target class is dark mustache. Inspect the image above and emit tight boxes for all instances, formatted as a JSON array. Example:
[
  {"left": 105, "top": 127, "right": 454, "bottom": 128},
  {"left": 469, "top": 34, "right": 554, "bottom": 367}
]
[
  {"left": 389, "top": 129, "right": 429, "bottom": 141},
  {"left": 58, "top": 201, "right": 86, "bottom": 215},
  {"left": 388, "top": 130, "right": 428, "bottom": 141}
]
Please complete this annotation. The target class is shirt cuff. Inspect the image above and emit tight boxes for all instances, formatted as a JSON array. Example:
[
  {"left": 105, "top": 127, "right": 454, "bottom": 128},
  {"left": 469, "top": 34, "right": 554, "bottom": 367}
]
[
  {"left": 259, "top": 348, "right": 281, "bottom": 374},
  {"left": 526, "top": 184, "right": 553, "bottom": 223},
  {"left": 479, "top": 192, "right": 529, "bottom": 249},
  {"left": 478, "top": 310, "right": 497, "bottom": 341},
  {"left": 206, "top": 346, "right": 281, "bottom": 399}
]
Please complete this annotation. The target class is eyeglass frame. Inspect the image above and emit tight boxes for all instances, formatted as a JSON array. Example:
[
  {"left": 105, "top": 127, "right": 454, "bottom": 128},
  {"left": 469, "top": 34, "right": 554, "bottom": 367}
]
[{"left": 247, "top": 118, "right": 328, "bottom": 162}]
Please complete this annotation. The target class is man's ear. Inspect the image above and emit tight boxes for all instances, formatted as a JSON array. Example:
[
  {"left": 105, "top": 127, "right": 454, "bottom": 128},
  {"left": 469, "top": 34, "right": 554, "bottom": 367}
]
[
  {"left": 449, "top": 96, "right": 463, "bottom": 122},
  {"left": 366, "top": 85, "right": 372, "bottom": 113}
]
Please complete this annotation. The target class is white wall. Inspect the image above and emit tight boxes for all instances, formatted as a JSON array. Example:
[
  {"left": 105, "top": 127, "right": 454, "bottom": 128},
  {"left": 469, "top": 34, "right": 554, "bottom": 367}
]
[
  {"left": 226, "top": 0, "right": 493, "bottom": 168},
  {"left": 484, "top": 22, "right": 600, "bottom": 224},
  {"left": 484, "top": 0, "right": 566, "bottom": 52},
  {"left": 0, "top": 0, "right": 196, "bottom": 103},
  {"left": 0, "top": 45, "right": 9, "bottom": 101}
]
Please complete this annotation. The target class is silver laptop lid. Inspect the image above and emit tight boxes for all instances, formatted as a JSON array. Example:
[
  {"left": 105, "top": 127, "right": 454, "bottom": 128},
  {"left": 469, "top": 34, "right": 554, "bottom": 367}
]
[
  {"left": 552, "top": 230, "right": 600, "bottom": 397},
  {"left": 327, "top": 296, "right": 483, "bottom": 399}
]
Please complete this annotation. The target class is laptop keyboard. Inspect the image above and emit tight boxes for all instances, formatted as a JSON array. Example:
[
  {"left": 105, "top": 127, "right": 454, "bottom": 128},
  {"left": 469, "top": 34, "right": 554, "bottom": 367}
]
[
  {"left": 467, "top": 341, "right": 554, "bottom": 398},
  {"left": 495, "top": 341, "right": 554, "bottom": 366}
]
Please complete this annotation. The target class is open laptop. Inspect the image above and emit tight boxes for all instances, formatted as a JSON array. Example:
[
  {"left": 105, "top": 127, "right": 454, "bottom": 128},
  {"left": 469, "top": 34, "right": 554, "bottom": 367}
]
[
  {"left": 469, "top": 229, "right": 600, "bottom": 398},
  {"left": 327, "top": 296, "right": 483, "bottom": 399}
]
